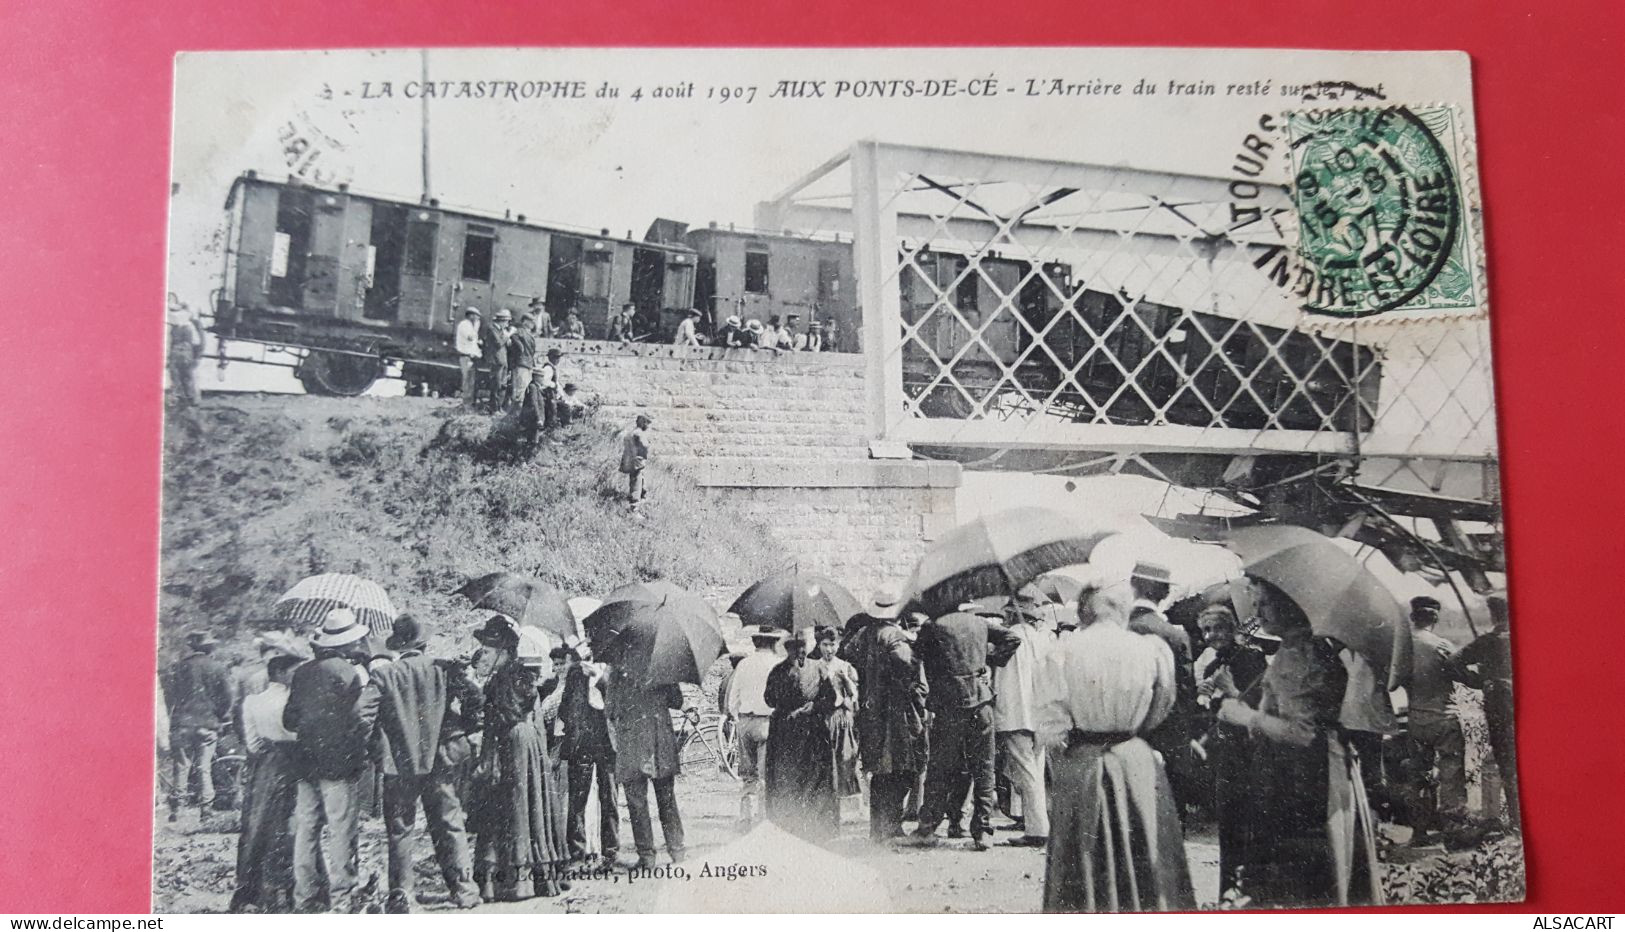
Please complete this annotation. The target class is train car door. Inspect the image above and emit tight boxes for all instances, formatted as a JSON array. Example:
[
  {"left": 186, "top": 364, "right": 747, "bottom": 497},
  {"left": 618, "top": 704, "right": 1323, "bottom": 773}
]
[
  {"left": 545, "top": 234, "right": 583, "bottom": 331},
  {"left": 364, "top": 204, "right": 407, "bottom": 321},
  {"left": 267, "top": 188, "right": 313, "bottom": 309},
  {"left": 455, "top": 222, "right": 497, "bottom": 317},
  {"left": 300, "top": 195, "right": 347, "bottom": 315},
  {"left": 740, "top": 242, "right": 772, "bottom": 323},
  {"left": 399, "top": 210, "right": 440, "bottom": 330},
  {"left": 579, "top": 244, "right": 614, "bottom": 335},
  {"left": 631, "top": 247, "right": 667, "bottom": 336},
  {"left": 663, "top": 252, "right": 696, "bottom": 322},
  {"left": 977, "top": 258, "right": 1025, "bottom": 360}
]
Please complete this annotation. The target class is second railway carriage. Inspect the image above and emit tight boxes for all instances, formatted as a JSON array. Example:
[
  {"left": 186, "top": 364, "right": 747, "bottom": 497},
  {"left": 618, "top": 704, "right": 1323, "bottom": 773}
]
[
  {"left": 896, "top": 245, "right": 1379, "bottom": 432},
  {"left": 213, "top": 173, "right": 697, "bottom": 395},
  {"left": 679, "top": 223, "right": 861, "bottom": 353}
]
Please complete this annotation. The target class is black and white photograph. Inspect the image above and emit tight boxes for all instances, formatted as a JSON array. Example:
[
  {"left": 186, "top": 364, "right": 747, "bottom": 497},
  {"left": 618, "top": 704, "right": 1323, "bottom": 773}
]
[{"left": 154, "top": 46, "right": 1521, "bottom": 913}]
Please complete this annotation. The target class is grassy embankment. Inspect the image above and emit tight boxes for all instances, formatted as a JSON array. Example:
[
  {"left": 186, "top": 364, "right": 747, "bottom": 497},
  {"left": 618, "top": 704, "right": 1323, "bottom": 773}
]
[{"left": 158, "top": 397, "right": 786, "bottom": 665}]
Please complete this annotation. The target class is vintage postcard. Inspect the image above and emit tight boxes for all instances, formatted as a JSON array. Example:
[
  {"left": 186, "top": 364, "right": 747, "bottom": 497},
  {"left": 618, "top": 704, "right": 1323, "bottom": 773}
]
[{"left": 157, "top": 46, "right": 1519, "bottom": 913}]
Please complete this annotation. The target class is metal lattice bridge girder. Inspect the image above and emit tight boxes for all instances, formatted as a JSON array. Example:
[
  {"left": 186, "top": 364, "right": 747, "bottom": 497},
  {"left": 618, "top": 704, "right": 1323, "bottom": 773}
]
[{"left": 754, "top": 141, "right": 1497, "bottom": 490}]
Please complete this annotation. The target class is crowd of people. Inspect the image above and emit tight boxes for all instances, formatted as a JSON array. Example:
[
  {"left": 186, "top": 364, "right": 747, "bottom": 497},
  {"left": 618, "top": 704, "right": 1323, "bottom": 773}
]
[
  {"left": 164, "top": 607, "right": 698, "bottom": 913},
  {"left": 451, "top": 302, "right": 842, "bottom": 410},
  {"left": 159, "top": 562, "right": 1519, "bottom": 914}
]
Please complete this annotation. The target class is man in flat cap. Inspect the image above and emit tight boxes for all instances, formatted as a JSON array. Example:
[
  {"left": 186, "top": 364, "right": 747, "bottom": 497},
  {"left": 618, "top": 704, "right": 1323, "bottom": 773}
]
[
  {"left": 369, "top": 615, "right": 484, "bottom": 911},
  {"left": 164, "top": 630, "right": 234, "bottom": 821},
  {"left": 1404, "top": 594, "right": 1476, "bottom": 845},
  {"left": 478, "top": 308, "right": 513, "bottom": 413}
]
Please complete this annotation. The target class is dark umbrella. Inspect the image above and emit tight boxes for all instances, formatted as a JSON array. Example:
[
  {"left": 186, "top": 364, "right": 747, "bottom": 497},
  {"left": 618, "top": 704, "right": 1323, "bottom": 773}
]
[
  {"left": 600, "top": 578, "right": 689, "bottom": 607},
  {"left": 903, "top": 507, "right": 1124, "bottom": 618},
  {"left": 729, "top": 570, "right": 862, "bottom": 634},
  {"left": 1220, "top": 525, "right": 1413, "bottom": 688},
  {"left": 583, "top": 590, "right": 725, "bottom": 688},
  {"left": 455, "top": 572, "right": 577, "bottom": 641}
]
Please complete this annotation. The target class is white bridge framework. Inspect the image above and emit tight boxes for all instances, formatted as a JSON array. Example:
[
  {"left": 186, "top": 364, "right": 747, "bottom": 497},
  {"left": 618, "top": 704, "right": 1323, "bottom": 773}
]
[{"left": 756, "top": 141, "right": 1498, "bottom": 509}]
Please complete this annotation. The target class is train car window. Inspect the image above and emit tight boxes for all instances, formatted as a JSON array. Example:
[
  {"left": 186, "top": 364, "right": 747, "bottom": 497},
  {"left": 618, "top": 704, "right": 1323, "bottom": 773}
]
[
  {"left": 405, "top": 219, "right": 438, "bottom": 275},
  {"left": 271, "top": 232, "right": 292, "bottom": 279},
  {"left": 461, "top": 225, "right": 496, "bottom": 283},
  {"left": 954, "top": 258, "right": 979, "bottom": 313},
  {"left": 581, "top": 249, "right": 612, "bottom": 299},
  {"left": 817, "top": 257, "right": 841, "bottom": 302},
  {"left": 744, "top": 246, "right": 770, "bottom": 295}
]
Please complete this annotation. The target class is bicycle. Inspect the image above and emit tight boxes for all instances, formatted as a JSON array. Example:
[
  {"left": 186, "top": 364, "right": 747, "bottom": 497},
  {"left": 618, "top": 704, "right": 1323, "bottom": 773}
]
[{"left": 672, "top": 707, "right": 739, "bottom": 780}]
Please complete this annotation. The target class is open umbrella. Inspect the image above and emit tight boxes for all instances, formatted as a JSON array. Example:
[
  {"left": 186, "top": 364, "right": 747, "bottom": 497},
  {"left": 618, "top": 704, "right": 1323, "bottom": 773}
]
[
  {"left": 566, "top": 597, "right": 602, "bottom": 631},
  {"left": 275, "top": 573, "right": 397, "bottom": 639},
  {"left": 729, "top": 570, "right": 861, "bottom": 634},
  {"left": 1220, "top": 525, "right": 1412, "bottom": 688},
  {"left": 455, "top": 572, "right": 576, "bottom": 641},
  {"left": 600, "top": 578, "right": 688, "bottom": 607},
  {"left": 1032, "top": 572, "right": 1083, "bottom": 605},
  {"left": 583, "top": 588, "right": 724, "bottom": 688},
  {"left": 903, "top": 507, "right": 1124, "bottom": 617}
]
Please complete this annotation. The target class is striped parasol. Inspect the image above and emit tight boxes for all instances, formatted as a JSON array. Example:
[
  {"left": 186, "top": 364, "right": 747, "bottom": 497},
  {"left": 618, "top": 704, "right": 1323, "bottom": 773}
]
[{"left": 274, "top": 573, "right": 398, "bottom": 639}]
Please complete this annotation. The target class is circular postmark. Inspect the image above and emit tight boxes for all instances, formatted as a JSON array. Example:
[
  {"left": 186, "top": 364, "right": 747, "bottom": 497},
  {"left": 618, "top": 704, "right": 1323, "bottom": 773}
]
[{"left": 1285, "top": 106, "right": 1460, "bottom": 317}]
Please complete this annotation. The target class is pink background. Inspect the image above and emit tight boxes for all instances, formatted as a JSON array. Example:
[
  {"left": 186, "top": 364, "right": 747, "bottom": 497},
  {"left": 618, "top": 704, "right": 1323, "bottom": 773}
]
[{"left": 1, "top": 0, "right": 1622, "bottom": 912}]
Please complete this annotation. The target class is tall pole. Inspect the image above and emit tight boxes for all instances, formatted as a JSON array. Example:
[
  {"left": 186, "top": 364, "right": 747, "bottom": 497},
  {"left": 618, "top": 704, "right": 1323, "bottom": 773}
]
[{"left": 420, "top": 49, "right": 431, "bottom": 203}]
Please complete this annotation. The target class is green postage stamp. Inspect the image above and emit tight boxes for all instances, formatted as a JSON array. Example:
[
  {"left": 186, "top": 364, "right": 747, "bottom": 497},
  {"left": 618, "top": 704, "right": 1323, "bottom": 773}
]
[{"left": 1284, "top": 105, "right": 1483, "bottom": 318}]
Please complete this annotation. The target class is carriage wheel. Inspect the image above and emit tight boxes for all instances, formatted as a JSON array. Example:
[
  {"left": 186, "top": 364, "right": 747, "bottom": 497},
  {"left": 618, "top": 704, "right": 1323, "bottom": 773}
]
[{"left": 296, "top": 351, "right": 382, "bottom": 396}]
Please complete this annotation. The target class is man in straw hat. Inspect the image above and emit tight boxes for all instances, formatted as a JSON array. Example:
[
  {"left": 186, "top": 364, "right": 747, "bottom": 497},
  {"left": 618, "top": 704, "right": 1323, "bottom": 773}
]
[
  {"left": 283, "top": 608, "right": 382, "bottom": 913},
  {"left": 839, "top": 586, "right": 930, "bottom": 842},
  {"left": 369, "top": 616, "right": 483, "bottom": 912},
  {"left": 163, "top": 630, "right": 233, "bottom": 821},
  {"left": 726, "top": 624, "right": 787, "bottom": 828},
  {"left": 1127, "top": 561, "right": 1198, "bottom": 824}
]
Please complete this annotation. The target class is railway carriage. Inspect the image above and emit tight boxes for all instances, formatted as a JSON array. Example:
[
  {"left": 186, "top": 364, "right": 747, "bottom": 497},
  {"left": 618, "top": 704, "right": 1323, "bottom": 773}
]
[
  {"left": 209, "top": 172, "right": 1375, "bottom": 430},
  {"left": 213, "top": 173, "right": 697, "bottom": 395}
]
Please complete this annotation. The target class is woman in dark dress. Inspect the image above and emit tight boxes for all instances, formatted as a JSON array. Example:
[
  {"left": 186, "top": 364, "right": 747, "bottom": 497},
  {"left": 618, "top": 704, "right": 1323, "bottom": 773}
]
[
  {"left": 763, "top": 635, "right": 840, "bottom": 840},
  {"left": 468, "top": 617, "right": 569, "bottom": 901},
  {"left": 1211, "top": 581, "right": 1382, "bottom": 907}
]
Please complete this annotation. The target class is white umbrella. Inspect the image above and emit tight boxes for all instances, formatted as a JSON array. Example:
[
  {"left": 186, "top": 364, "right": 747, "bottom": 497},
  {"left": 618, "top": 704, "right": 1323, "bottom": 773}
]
[{"left": 566, "top": 596, "right": 602, "bottom": 633}]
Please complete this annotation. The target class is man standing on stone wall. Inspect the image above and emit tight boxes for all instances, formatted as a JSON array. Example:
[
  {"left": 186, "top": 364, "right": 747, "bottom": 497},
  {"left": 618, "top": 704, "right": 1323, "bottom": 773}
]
[{"left": 620, "top": 413, "right": 652, "bottom": 508}]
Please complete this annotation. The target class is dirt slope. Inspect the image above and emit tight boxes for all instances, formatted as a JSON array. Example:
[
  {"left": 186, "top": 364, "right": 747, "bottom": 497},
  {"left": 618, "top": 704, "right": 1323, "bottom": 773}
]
[{"left": 158, "top": 394, "right": 787, "bottom": 663}]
